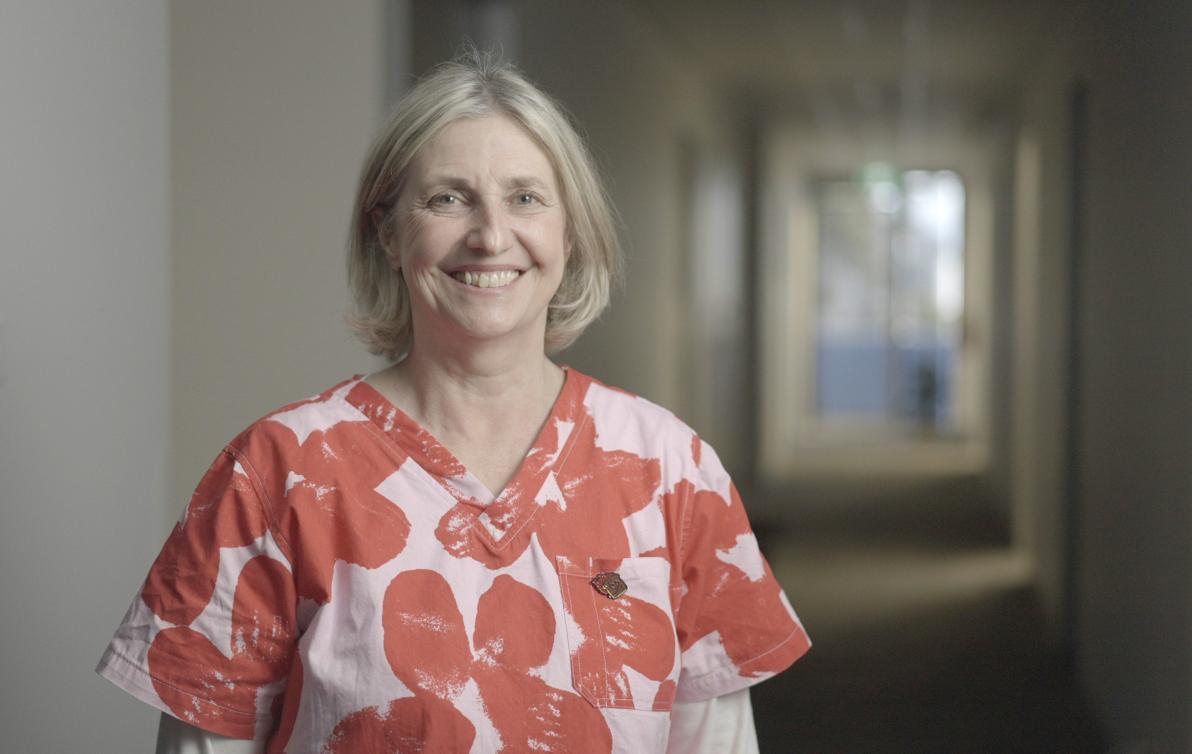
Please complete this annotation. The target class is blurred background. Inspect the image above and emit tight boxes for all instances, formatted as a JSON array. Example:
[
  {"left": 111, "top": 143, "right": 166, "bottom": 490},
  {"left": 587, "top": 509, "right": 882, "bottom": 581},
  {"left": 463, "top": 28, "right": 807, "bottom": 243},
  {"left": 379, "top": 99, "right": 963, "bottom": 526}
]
[{"left": 2, "top": 1, "right": 1189, "bottom": 751}]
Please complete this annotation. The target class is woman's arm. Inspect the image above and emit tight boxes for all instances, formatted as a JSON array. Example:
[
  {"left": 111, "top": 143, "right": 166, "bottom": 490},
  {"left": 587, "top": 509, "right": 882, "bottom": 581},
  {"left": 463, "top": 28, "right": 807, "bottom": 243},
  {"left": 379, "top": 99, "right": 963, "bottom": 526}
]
[
  {"left": 666, "top": 688, "right": 759, "bottom": 754},
  {"left": 155, "top": 713, "right": 265, "bottom": 754}
]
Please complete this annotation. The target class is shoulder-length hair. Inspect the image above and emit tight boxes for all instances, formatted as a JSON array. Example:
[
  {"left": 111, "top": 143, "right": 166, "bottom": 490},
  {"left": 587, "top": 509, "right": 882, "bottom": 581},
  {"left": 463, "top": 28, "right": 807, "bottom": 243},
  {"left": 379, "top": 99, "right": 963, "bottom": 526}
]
[{"left": 346, "top": 50, "right": 621, "bottom": 359}]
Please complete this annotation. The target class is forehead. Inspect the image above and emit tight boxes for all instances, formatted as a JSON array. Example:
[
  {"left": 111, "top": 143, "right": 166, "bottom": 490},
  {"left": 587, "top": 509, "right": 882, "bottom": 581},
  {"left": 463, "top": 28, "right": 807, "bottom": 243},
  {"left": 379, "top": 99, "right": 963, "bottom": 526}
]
[{"left": 409, "top": 114, "right": 557, "bottom": 186}]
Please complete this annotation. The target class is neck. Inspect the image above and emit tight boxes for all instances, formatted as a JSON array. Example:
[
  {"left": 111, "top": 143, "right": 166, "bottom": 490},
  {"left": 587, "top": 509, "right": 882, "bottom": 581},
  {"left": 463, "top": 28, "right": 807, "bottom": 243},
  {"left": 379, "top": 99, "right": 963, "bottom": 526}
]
[{"left": 381, "top": 326, "right": 564, "bottom": 443}]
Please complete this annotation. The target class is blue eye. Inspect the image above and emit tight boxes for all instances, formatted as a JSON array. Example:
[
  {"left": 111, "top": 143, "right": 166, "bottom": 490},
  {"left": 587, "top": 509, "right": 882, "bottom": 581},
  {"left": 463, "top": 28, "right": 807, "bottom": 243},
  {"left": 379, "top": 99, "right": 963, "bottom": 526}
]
[
  {"left": 432, "top": 194, "right": 458, "bottom": 206},
  {"left": 515, "top": 192, "right": 539, "bottom": 205}
]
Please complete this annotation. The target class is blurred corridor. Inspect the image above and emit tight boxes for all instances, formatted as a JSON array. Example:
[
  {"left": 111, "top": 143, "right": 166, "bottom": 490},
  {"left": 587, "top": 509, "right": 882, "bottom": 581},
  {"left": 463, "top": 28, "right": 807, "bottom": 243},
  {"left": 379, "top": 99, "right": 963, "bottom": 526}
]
[
  {"left": 754, "top": 480, "right": 1104, "bottom": 751},
  {"left": 3, "top": 1, "right": 1190, "bottom": 751}
]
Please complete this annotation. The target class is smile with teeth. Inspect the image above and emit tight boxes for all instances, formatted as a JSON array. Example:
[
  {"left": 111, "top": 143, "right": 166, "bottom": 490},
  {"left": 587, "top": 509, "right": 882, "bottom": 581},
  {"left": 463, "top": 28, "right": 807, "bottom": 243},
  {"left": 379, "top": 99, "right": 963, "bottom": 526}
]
[{"left": 451, "top": 270, "right": 521, "bottom": 288}]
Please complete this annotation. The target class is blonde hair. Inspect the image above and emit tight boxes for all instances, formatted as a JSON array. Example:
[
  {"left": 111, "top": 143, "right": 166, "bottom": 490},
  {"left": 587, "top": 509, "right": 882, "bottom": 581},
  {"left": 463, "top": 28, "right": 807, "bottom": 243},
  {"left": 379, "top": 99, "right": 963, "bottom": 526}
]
[{"left": 346, "top": 50, "right": 621, "bottom": 359}]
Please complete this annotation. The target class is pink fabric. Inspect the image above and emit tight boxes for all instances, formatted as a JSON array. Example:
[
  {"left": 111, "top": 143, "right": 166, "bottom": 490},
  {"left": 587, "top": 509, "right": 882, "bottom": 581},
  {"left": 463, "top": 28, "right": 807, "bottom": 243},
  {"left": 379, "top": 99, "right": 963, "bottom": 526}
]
[{"left": 98, "top": 369, "right": 809, "bottom": 753}]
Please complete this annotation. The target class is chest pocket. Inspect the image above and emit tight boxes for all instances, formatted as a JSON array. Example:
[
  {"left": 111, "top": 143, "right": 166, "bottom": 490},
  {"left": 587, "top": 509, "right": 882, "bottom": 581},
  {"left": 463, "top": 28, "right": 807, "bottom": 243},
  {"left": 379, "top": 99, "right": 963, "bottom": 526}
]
[{"left": 556, "top": 555, "right": 680, "bottom": 711}]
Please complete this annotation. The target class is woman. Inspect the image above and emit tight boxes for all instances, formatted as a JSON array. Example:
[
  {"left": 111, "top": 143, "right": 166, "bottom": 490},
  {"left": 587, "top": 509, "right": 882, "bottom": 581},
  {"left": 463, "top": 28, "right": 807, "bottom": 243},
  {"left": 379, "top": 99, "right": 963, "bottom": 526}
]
[{"left": 98, "top": 53, "right": 810, "bottom": 753}]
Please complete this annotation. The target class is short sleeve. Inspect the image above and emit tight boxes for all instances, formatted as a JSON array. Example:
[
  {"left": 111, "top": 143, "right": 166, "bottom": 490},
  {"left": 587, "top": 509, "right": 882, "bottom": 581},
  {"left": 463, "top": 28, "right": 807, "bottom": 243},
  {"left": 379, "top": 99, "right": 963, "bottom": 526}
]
[
  {"left": 96, "top": 448, "right": 297, "bottom": 740},
  {"left": 671, "top": 440, "right": 811, "bottom": 703}
]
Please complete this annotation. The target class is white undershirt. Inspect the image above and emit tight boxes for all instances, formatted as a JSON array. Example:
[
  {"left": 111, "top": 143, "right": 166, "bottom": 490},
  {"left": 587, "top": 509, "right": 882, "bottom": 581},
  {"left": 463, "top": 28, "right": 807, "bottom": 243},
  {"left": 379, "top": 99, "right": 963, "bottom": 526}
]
[
  {"left": 154, "top": 688, "right": 758, "bottom": 753},
  {"left": 666, "top": 689, "right": 760, "bottom": 754}
]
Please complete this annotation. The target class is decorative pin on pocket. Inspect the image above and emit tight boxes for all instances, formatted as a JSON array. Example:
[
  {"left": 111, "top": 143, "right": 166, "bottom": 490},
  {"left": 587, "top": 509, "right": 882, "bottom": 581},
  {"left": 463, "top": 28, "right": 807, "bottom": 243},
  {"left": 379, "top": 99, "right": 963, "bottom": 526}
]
[{"left": 591, "top": 571, "right": 628, "bottom": 600}]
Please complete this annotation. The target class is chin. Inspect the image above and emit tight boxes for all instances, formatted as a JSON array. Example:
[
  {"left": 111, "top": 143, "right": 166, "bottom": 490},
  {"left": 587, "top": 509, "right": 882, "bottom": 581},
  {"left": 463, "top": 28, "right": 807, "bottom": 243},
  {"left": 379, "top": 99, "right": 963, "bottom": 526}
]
[{"left": 451, "top": 316, "right": 545, "bottom": 345}]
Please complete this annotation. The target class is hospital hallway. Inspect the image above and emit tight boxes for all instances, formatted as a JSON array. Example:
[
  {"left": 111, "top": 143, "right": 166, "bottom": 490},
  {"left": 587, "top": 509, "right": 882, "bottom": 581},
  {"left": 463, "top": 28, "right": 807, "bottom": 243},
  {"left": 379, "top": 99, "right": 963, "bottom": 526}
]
[
  {"left": 4, "top": 2, "right": 1190, "bottom": 752},
  {"left": 751, "top": 478, "right": 1105, "bottom": 753}
]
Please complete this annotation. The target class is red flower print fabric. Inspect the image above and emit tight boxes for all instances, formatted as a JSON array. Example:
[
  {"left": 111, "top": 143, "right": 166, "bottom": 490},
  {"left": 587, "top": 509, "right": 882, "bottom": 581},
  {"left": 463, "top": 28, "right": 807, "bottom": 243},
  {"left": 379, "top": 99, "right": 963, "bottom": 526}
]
[{"left": 97, "top": 370, "right": 810, "bottom": 753}]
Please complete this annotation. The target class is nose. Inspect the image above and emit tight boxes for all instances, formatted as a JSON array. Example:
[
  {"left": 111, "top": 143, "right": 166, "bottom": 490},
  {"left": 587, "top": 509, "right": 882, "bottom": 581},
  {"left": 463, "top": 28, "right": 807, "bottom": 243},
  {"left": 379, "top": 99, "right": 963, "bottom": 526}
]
[{"left": 466, "top": 202, "right": 511, "bottom": 255}]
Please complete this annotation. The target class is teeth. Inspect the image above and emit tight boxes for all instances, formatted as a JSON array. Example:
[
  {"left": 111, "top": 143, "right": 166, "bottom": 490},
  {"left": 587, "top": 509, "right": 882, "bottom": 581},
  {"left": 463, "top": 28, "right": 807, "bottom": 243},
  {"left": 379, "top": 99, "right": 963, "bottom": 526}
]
[{"left": 453, "top": 270, "right": 520, "bottom": 288}]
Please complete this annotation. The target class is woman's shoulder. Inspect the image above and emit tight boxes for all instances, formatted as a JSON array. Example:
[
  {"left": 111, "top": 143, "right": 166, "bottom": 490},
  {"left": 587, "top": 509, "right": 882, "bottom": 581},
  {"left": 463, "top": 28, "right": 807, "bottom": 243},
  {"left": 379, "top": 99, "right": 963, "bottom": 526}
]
[
  {"left": 570, "top": 369, "right": 694, "bottom": 434},
  {"left": 567, "top": 368, "right": 726, "bottom": 479},
  {"left": 220, "top": 374, "right": 384, "bottom": 483}
]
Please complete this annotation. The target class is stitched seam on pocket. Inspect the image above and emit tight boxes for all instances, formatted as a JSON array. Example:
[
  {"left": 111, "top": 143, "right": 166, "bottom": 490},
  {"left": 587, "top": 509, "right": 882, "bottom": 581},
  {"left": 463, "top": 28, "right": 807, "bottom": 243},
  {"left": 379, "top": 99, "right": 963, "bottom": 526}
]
[
  {"left": 557, "top": 561, "right": 599, "bottom": 707},
  {"left": 587, "top": 558, "right": 614, "bottom": 706}
]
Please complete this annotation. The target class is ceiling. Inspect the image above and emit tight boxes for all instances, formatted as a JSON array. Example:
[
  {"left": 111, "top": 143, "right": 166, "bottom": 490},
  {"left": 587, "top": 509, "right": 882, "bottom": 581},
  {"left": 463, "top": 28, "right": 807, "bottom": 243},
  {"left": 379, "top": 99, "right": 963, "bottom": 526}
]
[{"left": 631, "top": 0, "right": 1068, "bottom": 131}]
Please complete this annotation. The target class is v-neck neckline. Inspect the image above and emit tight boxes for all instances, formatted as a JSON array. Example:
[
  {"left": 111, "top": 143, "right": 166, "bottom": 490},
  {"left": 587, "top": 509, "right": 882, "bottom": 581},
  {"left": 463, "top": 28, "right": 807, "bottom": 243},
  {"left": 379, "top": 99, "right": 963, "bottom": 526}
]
[{"left": 344, "top": 367, "right": 590, "bottom": 547}]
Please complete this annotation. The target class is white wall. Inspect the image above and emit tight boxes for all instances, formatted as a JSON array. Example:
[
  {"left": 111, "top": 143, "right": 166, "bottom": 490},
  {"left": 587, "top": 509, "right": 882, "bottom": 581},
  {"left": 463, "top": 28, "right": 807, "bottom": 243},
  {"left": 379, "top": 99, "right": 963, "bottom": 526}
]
[
  {"left": 170, "top": 1, "right": 389, "bottom": 504},
  {"left": 0, "top": 2, "right": 170, "bottom": 751}
]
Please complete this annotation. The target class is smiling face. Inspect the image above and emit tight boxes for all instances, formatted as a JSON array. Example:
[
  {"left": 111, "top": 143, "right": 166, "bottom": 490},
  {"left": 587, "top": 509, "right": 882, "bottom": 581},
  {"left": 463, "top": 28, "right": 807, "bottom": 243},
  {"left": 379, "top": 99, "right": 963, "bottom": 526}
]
[{"left": 391, "top": 114, "right": 568, "bottom": 353}]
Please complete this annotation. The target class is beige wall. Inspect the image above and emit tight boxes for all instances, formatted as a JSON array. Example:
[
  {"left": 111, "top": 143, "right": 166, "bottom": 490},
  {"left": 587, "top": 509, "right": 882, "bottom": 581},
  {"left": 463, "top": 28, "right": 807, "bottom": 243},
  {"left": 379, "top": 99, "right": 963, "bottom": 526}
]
[
  {"left": 2, "top": 3, "right": 395, "bottom": 749},
  {"left": 1074, "top": 1, "right": 1192, "bottom": 748},
  {"left": 170, "top": 1, "right": 390, "bottom": 505},
  {"left": 1009, "top": 14, "right": 1085, "bottom": 636},
  {"left": 0, "top": 3, "right": 170, "bottom": 751},
  {"left": 1019, "top": 2, "right": 1192, "bottom": 748}
]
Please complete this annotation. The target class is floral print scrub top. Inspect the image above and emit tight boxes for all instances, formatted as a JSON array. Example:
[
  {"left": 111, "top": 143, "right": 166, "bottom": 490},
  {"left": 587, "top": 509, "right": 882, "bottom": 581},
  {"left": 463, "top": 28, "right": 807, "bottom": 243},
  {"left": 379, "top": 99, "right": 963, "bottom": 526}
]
[{"left": 97, "top": 368, "right": 810, "bottom": 753}]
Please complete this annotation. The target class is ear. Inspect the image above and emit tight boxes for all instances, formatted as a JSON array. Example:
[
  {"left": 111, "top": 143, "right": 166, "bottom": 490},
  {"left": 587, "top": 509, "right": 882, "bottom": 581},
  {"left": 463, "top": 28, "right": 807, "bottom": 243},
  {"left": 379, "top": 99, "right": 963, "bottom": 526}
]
[
  {"left": 370, "top": 208, "right": 401, "bottom": 272},
  {"left": 368, "top": 207, "right": 386, "bottom": 232},
  {"left": 385, "top": 245, "right": 402, "bottom": 274}
]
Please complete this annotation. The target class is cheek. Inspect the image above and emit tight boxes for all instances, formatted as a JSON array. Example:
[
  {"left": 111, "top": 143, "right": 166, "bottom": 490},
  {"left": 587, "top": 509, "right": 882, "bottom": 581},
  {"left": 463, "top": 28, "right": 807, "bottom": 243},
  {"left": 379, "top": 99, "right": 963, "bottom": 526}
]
[
  {"left": 399, "top": 213, "right": 422, "bottom": 248},
  {"left": 534, "top": 217, "right": 569, "bottom": 268},
  {"left": 397, "top": 217, "right": 445, "bottom": 271}
]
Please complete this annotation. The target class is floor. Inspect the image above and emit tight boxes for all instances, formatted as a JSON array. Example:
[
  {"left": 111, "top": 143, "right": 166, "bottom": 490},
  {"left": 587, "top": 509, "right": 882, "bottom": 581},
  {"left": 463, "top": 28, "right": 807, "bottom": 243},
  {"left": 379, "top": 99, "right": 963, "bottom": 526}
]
[{"left": 749, "top": 481, "right": 1106, "bottom": 753}]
